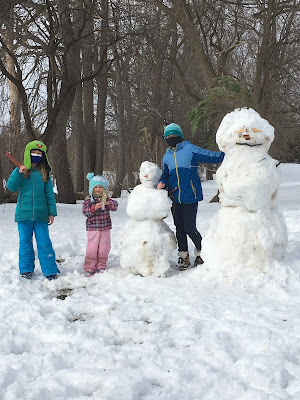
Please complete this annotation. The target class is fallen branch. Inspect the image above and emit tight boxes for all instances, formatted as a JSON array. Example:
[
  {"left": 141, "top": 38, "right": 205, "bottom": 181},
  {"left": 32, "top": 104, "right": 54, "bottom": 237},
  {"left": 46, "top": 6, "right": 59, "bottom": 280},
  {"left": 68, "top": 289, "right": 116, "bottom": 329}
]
[{"left": 5, "top": 152, "right": 22, "bottom": 167}]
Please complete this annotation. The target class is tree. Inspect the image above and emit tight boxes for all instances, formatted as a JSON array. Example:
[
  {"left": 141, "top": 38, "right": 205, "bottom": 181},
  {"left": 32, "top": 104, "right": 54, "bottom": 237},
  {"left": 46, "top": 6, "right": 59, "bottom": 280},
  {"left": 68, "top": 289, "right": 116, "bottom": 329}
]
[{"left": 0, "top": 1, "right": 95, "bottom": 202}]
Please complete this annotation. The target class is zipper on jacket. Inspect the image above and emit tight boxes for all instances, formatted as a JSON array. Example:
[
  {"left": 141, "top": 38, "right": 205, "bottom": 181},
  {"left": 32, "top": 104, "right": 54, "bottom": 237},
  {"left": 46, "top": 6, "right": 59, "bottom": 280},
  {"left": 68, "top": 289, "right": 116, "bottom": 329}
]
[
  {"left": 190, "top": 180, "right": 197, "bottom": 199},
  {"left": 32, "top": 171, "right": 35, "bottom": 220},
  {"left": 173, "top": 152, "right": 181, "bottom": 203}
]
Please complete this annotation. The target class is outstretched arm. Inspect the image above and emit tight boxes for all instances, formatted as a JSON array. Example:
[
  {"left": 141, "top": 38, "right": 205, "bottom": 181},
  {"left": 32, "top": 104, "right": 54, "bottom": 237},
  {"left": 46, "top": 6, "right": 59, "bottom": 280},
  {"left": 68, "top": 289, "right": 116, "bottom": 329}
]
[{"left": 191, "top": 144, "right": 224, "bottom": 164}]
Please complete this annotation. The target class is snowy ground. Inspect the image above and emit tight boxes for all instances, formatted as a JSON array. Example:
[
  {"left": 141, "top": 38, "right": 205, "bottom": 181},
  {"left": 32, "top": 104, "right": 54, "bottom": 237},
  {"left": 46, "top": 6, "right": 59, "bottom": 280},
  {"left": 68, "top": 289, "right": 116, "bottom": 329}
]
[{"left": 0, "top": 164, "right": 300, "bottom": 400}]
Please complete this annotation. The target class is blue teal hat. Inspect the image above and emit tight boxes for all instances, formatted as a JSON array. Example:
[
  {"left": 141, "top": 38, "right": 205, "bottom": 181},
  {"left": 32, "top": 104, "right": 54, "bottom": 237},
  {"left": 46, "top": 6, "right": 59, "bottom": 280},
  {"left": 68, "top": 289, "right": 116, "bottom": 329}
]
[
  {"left": 164, "top": 123, "right": 183, "bottom": 139},
  {"left": 86, "top": 173, "right": 109, "bottom": 198}
]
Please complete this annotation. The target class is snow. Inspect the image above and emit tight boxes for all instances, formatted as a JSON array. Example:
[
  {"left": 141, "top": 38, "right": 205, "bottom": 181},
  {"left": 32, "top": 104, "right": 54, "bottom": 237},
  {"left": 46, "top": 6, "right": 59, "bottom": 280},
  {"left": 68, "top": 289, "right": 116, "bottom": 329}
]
[{"left": 0, "top": 163, "right": 300, "bottom": 399}]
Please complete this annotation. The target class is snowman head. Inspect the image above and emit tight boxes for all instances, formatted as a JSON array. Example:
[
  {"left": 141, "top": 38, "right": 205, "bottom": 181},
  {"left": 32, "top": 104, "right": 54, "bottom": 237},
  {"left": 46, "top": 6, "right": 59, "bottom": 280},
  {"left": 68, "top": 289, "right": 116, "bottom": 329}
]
[
  {"left": 216, "top": 108, "right": 274, "bottom": 152},
  {"left": 139, "top": 161, "right": 162, "bottom": 188}
]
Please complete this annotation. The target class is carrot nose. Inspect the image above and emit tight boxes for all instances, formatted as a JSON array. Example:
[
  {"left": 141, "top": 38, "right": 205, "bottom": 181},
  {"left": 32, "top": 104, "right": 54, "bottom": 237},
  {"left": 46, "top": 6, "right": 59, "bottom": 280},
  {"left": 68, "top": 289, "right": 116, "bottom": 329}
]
[
  {"left": 243, "top": 134, "right": 251, "bottom": 140},
  {"left": 144, "top": 174, "right": 148, "bottom": 178}
]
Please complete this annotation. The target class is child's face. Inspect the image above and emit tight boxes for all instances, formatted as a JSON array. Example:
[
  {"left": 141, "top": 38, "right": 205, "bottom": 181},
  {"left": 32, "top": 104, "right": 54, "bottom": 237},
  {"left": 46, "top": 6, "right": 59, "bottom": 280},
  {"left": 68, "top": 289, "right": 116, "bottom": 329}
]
[
  {"left": 30, "top": 149, "right": 42, "bottom": 156},
  {"left": 93, "top": 185, "right": 104, "bottom": 196}
]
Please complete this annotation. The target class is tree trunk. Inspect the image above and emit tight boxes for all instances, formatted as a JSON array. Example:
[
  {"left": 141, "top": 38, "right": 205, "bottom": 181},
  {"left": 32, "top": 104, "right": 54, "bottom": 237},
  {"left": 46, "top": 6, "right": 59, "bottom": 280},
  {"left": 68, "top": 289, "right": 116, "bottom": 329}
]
[
  {"left": 252, "top": 0, "right": 274, "bottom": 111},
  {"left": 43, "top": 0, "right": 80, "bottom": 204},
  {"left": 70, "top": 84, "right": 84, "bottom": 193},
  {"left": 150, "top": 53, "right": 164, "bottom": 164},
  {"left": 111, "top": 43, "right": 126, "bottom": 198},
  {"left": 82, "top": 0, "right": 96, "bottom": 189},
  {"left": 42, "top": 0, "right": 81, "bottom": 148},
  {"left": 147, "top": 0, "right": 216, "bottom": 89},
  {"left": 52, "top": 128, "right": 76, "bottom": 204},
  {"left": 5, "top": 17, "right": 21, "bottom": 158},
  {"left": 94, "top": 0, "right": 109, "bottom": 175},
  {"left": 176, "top": 1, "right": 216, "bottom": 89},
  {"left": 95, "top": 74, "right": 108, "bottom": 175}
]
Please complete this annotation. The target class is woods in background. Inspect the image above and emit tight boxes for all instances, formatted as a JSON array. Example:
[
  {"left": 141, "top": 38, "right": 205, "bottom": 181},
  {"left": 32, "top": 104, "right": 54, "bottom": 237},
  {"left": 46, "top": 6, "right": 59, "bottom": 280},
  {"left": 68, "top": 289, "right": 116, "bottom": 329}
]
[{"left": 0, "top": 0, "right": 299, "bottom": 203}]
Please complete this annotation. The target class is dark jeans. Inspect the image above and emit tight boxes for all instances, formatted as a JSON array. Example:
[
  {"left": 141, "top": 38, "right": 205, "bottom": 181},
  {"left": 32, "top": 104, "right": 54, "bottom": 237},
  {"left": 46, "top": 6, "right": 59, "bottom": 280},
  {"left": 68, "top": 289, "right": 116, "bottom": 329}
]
[{"left": 171, "top": 202, "right": 202, "bottom": 252}]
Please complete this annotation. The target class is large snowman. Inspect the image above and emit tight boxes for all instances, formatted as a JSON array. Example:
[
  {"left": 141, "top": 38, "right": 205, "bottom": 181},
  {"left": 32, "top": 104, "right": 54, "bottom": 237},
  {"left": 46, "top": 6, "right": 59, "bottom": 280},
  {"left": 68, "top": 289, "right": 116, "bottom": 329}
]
[
  {"left": 119, "top": 161, "right": 176, "bottom": 276},
  {"left": 202, "top": 108, "right": 287, "bottom": 271}
]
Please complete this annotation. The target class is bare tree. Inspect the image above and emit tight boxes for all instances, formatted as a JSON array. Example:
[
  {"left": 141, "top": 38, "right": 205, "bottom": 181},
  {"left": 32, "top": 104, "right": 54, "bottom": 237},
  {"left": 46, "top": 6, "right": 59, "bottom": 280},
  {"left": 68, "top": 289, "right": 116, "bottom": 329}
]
[
  {"left": 5, "top": 10, "right": 21, "bottom": 158},
  {"left": 1, "top": 0, "right": 299, "bottom": 202},
  {"left": 94, "top": 0, "right": 110, "bottom": 175}
]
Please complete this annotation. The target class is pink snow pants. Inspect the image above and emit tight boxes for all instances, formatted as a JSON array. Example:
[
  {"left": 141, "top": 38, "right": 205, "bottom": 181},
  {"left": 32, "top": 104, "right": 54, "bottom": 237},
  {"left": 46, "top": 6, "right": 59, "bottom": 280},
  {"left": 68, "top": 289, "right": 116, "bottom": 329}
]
[{"left": 84, "top": 230, "right": 111, "bottom": 273}]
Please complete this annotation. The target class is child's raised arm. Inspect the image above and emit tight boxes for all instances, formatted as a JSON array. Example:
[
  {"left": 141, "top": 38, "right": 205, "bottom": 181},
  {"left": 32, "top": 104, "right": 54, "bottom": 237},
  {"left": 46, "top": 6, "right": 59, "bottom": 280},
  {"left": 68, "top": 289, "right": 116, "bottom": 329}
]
[
  {"left": 107, "top": 198, "right": 118, "bottom": 211},
  {"left": 6, "top": 168, "right": 24, "bottom": 192}
]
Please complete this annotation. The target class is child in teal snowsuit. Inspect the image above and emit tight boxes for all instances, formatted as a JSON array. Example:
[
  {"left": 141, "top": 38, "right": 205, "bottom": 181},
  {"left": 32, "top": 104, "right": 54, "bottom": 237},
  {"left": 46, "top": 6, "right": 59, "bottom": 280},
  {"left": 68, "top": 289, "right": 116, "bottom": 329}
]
[{"left": 6, "top": 140, "right": 59, "bottom": 280}]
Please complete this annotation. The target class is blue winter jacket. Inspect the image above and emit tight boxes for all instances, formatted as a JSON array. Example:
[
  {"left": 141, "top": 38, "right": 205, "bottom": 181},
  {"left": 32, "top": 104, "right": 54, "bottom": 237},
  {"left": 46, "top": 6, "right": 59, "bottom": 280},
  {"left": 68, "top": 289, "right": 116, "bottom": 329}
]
[
  {"left": 160, "top": 141, "right": 224, "bottom": 204},
  {"left": 6, "top": 168, "right": 57, "bottom": 223}
]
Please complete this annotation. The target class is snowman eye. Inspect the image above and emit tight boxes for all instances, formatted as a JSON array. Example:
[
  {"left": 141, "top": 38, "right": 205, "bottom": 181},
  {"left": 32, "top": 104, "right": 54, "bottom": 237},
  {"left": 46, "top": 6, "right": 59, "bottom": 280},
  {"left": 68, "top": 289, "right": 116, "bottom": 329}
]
[
  {"left": 252, "top": 128, "right": 262, "bottom": 132},
  {"left": 235, "top": 128, "right": 244, "bottom": 133}
]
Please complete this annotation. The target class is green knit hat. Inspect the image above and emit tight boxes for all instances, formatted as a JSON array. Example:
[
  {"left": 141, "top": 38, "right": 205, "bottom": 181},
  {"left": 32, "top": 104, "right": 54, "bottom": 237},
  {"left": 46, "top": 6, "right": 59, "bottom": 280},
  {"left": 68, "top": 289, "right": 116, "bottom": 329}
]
[{"left": 24, "top": 140, "right": 51, "bottom": 171}]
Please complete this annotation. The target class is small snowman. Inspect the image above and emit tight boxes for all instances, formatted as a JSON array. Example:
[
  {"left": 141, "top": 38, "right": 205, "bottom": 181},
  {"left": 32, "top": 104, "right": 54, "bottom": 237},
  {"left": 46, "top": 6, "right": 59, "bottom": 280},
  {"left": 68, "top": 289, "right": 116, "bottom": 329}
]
[
  {"left": 119, "top": 161, "right": 176, "bottom": 276},
  {"left": 202, "top": 108, "right": 287, "bottom": 271}
]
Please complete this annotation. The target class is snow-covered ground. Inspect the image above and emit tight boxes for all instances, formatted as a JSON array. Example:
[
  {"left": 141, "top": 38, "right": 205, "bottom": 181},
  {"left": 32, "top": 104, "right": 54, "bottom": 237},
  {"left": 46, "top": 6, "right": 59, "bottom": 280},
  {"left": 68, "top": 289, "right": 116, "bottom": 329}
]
[{"left": 0, "top": 163, "right": 300, "bottom": 400}]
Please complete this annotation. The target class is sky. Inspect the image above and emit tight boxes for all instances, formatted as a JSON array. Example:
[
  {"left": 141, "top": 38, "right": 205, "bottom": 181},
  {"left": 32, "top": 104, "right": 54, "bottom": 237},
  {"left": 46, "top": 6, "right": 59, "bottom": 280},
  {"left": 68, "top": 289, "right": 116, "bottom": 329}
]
[{"left": 0, "top": 163, "right": 300, "bottom": 400}]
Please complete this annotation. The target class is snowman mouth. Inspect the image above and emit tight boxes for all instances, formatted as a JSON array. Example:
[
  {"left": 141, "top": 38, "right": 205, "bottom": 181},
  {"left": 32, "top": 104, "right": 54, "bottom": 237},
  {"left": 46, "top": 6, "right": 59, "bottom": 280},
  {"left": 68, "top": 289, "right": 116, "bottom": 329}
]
[{"left": 236, "top": 143, "right": 263, "bottom": 147}]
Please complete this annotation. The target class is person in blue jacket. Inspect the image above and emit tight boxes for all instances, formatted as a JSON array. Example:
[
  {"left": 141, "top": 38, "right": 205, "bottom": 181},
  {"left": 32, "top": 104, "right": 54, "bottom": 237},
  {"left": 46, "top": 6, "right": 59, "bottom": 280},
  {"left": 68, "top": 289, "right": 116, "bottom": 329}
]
[
  {"left": 157, "top": 123, "right": 224, "bottom": 270},
  {"left": 6, "top": 140, "right": 60, "bottom": 280}
]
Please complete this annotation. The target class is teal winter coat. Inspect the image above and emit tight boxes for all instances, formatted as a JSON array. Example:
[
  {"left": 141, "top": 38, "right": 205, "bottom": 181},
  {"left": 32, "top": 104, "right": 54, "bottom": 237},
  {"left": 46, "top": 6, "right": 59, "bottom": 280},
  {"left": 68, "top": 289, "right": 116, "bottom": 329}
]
[{"left": 6, "top": 168, "right": 57, "bottom": 223}]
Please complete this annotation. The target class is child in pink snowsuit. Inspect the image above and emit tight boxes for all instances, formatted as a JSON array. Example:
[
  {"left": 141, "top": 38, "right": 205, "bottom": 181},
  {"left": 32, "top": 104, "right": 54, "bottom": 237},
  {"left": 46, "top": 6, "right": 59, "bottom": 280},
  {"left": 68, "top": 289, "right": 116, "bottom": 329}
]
[{"left": 82, "top": 173, "right": 118, "bottom": 277}]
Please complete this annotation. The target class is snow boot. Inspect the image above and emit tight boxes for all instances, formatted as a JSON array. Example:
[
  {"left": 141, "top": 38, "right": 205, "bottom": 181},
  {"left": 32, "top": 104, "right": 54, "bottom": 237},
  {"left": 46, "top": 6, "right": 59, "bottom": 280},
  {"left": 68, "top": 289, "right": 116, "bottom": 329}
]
[
  {"left": 46, "top": 274, "right": 58, "bottom": 281},
  {"left": 85, "top": 271, "right": 95, "bottom": 277},
  {"left": 194, "top": 249, "right": 204, "bottom": 266},
  {"left": 96, "top": 268, "right": 106, "bottom": 274},
  {"left": 21, "top": 272, "right": 32, "bottom": 279},
  {"left": 177, "top": 251, "right": 190, "bottom": 270},
  {"left": 194, "top": 256, "right": 204, "bottom": 266}
]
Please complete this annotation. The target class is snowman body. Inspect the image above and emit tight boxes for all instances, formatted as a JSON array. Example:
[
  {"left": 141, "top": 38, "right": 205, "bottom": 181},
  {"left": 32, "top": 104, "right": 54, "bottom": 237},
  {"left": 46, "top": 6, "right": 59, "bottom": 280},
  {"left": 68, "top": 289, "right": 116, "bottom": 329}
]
[
  {"left": 202, "top": 108, "right": 287, "bottom": 270},
  {"left": 119, "top": 161, "right": 176, "bottom": 276}
]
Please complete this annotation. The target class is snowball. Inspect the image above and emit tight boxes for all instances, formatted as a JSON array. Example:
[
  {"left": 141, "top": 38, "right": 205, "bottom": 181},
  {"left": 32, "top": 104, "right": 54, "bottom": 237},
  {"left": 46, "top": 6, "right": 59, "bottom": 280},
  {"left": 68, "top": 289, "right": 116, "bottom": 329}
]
[
  {"left": 202, "top": 207, "right": 287, "bottom": 272},
  {"left": 216, "top": 108, "right": 274, "bottom": 152},
  {"left": 216, "top": 148, "right": 279, "bottom": 211},
  {"left": 139, "top": 161, "right": 162, "bottom": 188},
  {"left": 119, "top": 219, "right": 176, "bottom": 277},
  {"left": 127, "top": 185, "right": 172, "bottom": 220}
]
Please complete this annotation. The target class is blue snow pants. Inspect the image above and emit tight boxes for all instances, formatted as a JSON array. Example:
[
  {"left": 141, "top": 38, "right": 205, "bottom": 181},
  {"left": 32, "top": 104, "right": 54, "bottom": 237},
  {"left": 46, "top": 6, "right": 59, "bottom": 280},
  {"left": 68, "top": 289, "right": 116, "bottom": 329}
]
[{"left": 18, "top": 221, "right": 59, "bottom": 276}]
